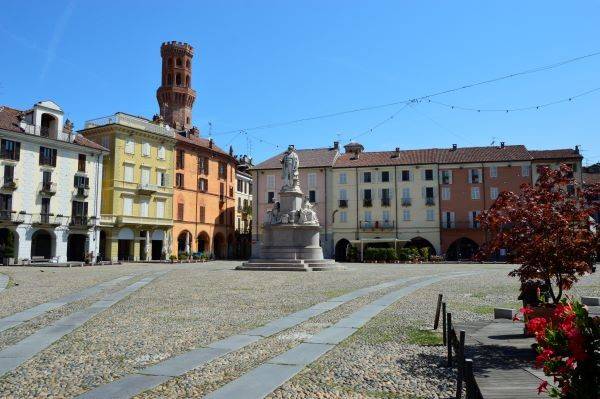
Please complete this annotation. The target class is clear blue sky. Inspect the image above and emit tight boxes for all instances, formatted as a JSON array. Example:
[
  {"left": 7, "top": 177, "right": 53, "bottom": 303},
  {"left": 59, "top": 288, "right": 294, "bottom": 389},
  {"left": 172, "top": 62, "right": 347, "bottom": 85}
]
[{"left": 1, "top": 1, "right": 599, "bottom": 165}]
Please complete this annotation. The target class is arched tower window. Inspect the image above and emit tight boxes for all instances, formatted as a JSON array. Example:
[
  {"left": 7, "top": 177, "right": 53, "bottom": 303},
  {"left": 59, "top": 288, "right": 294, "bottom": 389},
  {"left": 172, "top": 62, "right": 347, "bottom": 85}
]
[
  {"left": 185, "top": 75, "right": 190, "bottom": 87},
  {"left": 176, "top": 58, "right": 182, "bottom": 67},
  {"left": 167, "top": 74, "right": 172, "bottom": 85},
  {"left": 176, "top": 73, "right": 182, "bottom": 86},
  {"left": 186, "top": 59, "right": 190, "bottom": 68},
  {"left": 168, "top": 58, "right": 173, "bottom": 66}
]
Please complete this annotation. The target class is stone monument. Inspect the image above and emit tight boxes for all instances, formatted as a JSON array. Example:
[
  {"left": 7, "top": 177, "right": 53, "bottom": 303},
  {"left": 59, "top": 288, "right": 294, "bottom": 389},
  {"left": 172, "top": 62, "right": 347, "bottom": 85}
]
[{"left": 237, "top": 145, "right": 339, "bottom": 271}]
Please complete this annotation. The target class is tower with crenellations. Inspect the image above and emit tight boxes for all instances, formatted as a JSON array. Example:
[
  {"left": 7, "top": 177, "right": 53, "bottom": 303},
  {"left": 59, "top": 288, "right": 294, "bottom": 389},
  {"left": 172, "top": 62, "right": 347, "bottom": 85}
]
[{"left": 156, "top": 41, "right": 196, "bottom": 130}]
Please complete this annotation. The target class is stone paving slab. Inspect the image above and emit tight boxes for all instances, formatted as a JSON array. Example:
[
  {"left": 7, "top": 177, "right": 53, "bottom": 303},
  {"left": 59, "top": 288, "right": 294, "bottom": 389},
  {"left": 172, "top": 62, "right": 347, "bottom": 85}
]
[
  {"left": 207, "top": 334, "right": 262, "bottom": 350},
  {"left": 0, "top": 274, "right": 9, "bottom": 293},
  {"left": 306, "top": 326, "right": 356, "bottom": 345},
  {"left": 203, "top": 363, "right": 305, "bottom": 399},
  {"left": 0, "top": 274, "right": 137, "bottom": 333},
  {"left": 269, "top": 342, "right": 334, "bottom": 366},
  {"left": 139, "top": 347, "right": 229, "bottom": 377},
  {"left": 0, "top": 272, "right": 164, "bottom": 377},
  {"left": 77, "top": 374, "right": 171, "bottom": 399}
]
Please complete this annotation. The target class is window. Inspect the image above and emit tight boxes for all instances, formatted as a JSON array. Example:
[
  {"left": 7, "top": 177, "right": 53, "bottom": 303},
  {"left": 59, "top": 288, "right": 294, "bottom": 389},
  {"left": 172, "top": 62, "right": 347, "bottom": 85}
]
[
  {"left": 364, "top": 211, "right": 372, "bottom": 221},
  {"left": 156, "top": 200, "right": 165, "bottom": 218},
  {"left": 124, "top": 164, "right": 134, "bottom": 182},
  {"left": 266, "top": 175, "right": 275, "bottom": 189},
  {"left": 124, "top": 139, "right": 135, "bottom": 154},
  {"left": 101, "top": 136, "right": 110, "bottom": 149},
  {"left": 339, "top": 173, "right": 347, "bottom": 184},
  {"left": 363, "top": 171, "right": 371, "bottom": 183},
  {"left": 490, "top": 166, "right": 498, "bottom": 178},
  {"left": 339, "top": 211, "right": 348, "bottom": 223},
  {"left": 39, "top": 147, "right": 57, "bottom": 166},
  {"left": 308, "top": 173, "right": 316, "bottom": 189},
  {"left": 0, "top": 194, "right": 12, "bottom": 213},
  {"left": 425, "top": 187, "right": 434, "bottom": 198},
  {"left": 42, "top": 171, "right": 52, "bottom": 189},
  {"left": 218, "top": 162, "right": 227, "bottom": 179},
  {"left": 339, "top": 189, "right": 348, "bottom": 201},
  {"left": 440, "top": 170, "right": 452, "bottom": 184},
  {"left": 521, "top": 164, "right": 530, "bottom": 177},
  {"left": 309, "top": 190, "right": 316, "bottom": 203},
  {"left": 71, "top": 201, "right": 88, "bottom": 217},
  {"left": 156, "top": 170, "right": 167, "bottom": 187},
  {"left": 1, "top": 139, "right": 20, "bottom": 161},
  {"left": 140, "top": 198, "right": 149, "bottom": 217},
  {"left": 490, "top": 187, "right": 499, "bottom": 200},
  {"left": 141, "top": 167, "right": 150, "bottom": 185},
  {"left": 403, "top": 210, "right": 411, "bottom": 221},
  {"left": 175, "top": 173, "right": 184, "bottom": 188},
  {"left": 198, "top": 178, "right": 208, "bottom": 192},
  {"left": 3, "top": 165, "right": 15, "bottom": 185},
  {"left": 158, "top": 145, "right": 165, "bottom": 160},
  {"left": 381, "top": 188, "right": 391, "bottom": 206},
  {"left": 177, "top": 203, "right": 184, "bottom": 220},
  {"left": 176, "top": 58, "right": 182, "bottom": 67},
  {"left": 469, "top": 169, "right": 481, "bottom": 184},
  {"left": 123, "top": 197, "right": 133, "bottom": 216},
  {"left": 237, "top": 179, "right": 243, "bottom": 192},
  {"left": 199, "top": 206, "right": 206, "bottom": 223},
  {"left": 73, "top": 175, "right": 89, "bottom": 188},
  {"left": 442, "top": 211, "right": 455, "bottom": 228},
  {"left": 471, "top": 187, "right": 480, "bottom": 200},
  {"left": 238, "top": 198, "right": 242, "bottom": 210},
  {"left": 402, "top": 187, "right": 410, "bottom": 199},
  {"left": 426, "top": 209, "right": 435, "bottom": 221},
  {"left": 198, "top": 157, "right": 209, "bottom": 174},
  {"left": 381, "top": 171, "right": 390, "bottom": 182},
  {"left": 442, "top": 187, "right": 451, "bottom": 201},
  {"left": 78, "top": 154, "right": 86, "bottom": 172},
  {"left": 267, "top": 191, "right": 275, "bottom": 203},
  {"left": 176, "top": 150, "right": 185, "bottom": 169},
  {"left": 469, "top": 211, "right": 481, "bottom": 228},
  {"left": 363, "top": 189, "right": 372, "bottom": 200},
  {"left": 401, "top": 170, "right": 410, "bottom": 181},
  {"left": 141, "top": 142, "right": 150, "bottom": 157},
  {"left": 229, "top": 186, "right": 234, "bottom": 197},
  {"left": 382, "top": 210, "right": 391, "bottom": 222},
  {"left": 424, "top": 169, "right": 434, "bottom": 180}
]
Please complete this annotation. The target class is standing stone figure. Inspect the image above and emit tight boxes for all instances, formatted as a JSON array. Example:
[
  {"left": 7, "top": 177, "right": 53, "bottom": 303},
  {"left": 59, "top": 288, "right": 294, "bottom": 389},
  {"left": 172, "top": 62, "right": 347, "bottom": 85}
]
[{"left": 281, "top": 145, "right": 299, "bottom": 190}]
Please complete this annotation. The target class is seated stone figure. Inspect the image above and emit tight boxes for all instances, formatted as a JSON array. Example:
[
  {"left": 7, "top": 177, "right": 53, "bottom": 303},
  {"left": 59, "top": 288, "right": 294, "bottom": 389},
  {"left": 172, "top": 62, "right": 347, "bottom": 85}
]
[
  {"left": 265, "top": 202, "right": 281, "bottom": 225},
  {"left": 299, "top": 197, "right": 319, "bottom": 225}
]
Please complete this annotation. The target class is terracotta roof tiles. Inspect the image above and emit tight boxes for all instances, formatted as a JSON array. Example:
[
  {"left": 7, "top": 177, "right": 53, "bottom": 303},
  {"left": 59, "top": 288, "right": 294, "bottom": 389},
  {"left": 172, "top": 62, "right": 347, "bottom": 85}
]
[
  {"left": 253, "top": 147, "right": 339, "bottom": 170},
  {"left": 529, "top": 149, "right": 582, "bottom": 160}
]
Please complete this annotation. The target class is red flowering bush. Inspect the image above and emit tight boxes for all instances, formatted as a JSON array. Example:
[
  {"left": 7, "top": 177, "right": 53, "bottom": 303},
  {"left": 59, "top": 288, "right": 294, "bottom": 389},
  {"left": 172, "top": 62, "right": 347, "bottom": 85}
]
[
  {"left": 477, "top": 164, "right": 599, "bottom": 303},
  {"left": 524, "top": 298, "right": 599, "bottom": 398}
]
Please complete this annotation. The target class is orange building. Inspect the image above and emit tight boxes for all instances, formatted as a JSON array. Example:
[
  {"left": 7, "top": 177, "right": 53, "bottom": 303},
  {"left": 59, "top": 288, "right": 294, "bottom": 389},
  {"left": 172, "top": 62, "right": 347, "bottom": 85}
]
[{"left": 172, "top": 131, "right": 237, "bottom": 258}]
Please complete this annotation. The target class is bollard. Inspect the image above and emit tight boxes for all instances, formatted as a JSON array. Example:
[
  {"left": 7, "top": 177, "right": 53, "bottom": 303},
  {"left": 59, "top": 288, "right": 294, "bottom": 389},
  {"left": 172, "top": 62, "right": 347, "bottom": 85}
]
[
  {"left": 447, "top": 312, "right": 453, "bottom": 367},
  {"left": 456, "top": 330, "right": 466, "bottom": 398},
  {"left": 465, "top": 359, "right": 474, "bottom": 399},
  {"left": 434, "top": 293, "right": 443, "bottom": 330},
  {"left": 442, "top": 302, "right": 447, "bottom": 345}
]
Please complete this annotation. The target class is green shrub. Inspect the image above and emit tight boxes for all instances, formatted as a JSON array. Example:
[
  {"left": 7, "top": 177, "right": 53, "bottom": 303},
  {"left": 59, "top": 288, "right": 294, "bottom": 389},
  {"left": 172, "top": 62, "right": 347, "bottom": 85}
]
[
  {"left": 397, "top": 248, "right": 411, "bottom": 261},
  {"left": 348, "top": 246, "right": 358, "bottom": 262},
  {"left": 1, "top": 230, "right": 15, "bottom": 259},
  {"left": 364, "top": 247, "right": 378, "bottom": 261},
  {"left": 419, "top": 247, "right": 430, "bottom": 261},
  {"left": 169, "top": 254, "right": 177, "bottom": 261}
]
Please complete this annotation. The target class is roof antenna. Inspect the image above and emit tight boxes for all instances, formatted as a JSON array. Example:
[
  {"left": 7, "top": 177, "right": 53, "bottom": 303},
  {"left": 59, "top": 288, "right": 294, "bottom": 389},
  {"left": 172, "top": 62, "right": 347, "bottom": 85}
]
[
  {"left": 490, "top": 137, "right": 496, "bottom": 146},
  {"left": 208, "top": 121, "right": 212, "bottom": 138}
]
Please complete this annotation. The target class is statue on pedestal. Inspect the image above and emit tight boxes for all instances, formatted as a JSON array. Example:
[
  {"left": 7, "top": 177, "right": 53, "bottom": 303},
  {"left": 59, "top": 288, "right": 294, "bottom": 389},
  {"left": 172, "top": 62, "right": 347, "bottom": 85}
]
[{"left": 281, "top": 145, "right": 299, "bottom": 190}]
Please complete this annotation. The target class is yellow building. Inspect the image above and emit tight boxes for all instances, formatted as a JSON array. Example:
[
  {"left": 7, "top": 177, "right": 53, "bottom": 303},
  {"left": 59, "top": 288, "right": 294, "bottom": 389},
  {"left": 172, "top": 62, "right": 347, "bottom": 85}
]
[{"left": 80, "top": 113, "right": 176, "bottom": 261}]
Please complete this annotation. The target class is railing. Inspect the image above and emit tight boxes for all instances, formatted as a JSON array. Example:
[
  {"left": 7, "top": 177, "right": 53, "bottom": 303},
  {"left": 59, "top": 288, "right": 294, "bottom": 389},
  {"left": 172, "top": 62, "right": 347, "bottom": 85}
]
[
  {"left": 0, "top": 210, "right": 25, "bottom": 223},
  {"left": 73, "top": 187, "right": 89, "bottom": 197},
  {"left": 38, "top": 182, "right": 57, "bottom": 194},
  {"left": 0, "top": 150, "right": 19, "bottom": 161},
  {"left": 401, "top": 197, "right": 411, "bottom": 206},
  {"left": 440, "top": 221, "right": 481, "bottom": 230},
  {"left": 100, "top": 214, "right": 117, "bottom": 225},
  {"left": 137, "top": 183, "right": 159, "bottom": 194},
  {"left": 363, "top": 199, "right": 372, "bottom": 207},
  {"left": 32, "top": 213, "right": 64, "bottom": 226},
  {"left": 84, "top": 113, "right": 174, "bottom": 138},
  {"left": 20, "top": 124, "right": 74, "bottom": 142},
  {"left": 425, "top": 197, "right": 435, "bottom": 206},
  {"left": 2, "top": 178, "right": 18, "bottom": 190},
  {"left": 381, "top": 197, "right": 391, "bottom": 207},
  {"left": 360, "top": 220, "right": 395, "bottom": 230},
  {"left": 70, "top": 215, "right": 93, "bottom": 227},
  {"left": 339, "top": 199, "right": 348, "bottom": 208}
]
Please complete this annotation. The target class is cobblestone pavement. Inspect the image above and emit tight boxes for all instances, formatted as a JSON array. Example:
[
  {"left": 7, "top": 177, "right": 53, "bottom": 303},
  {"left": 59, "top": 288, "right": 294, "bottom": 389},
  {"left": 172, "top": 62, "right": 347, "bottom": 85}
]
[{"left": 0, "top": 261, "right": 597, "bottom": 398}]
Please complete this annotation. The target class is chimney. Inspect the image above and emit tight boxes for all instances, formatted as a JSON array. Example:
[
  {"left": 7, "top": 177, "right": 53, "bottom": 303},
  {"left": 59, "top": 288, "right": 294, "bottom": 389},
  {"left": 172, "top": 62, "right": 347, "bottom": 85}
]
[
  {"left": 209, "top": 138, "right": 213, "bottom": 149},
  {"left": 500, "top": 141, "right": 505, "bottom": 148},
  {"left": 575, "top": 145, "right": 580, "bottom": 154},
  {"left": 333, "top": 141, "right": 339, "bottom": 151},
  {"left": 394, "top": 147, "right": 400, "bottom": 158},
  {"left": 229, "top": 145, "right": 233, "bottom": 156},
  {"left": 452, "top": 144, "right": 457, "bottom": 151}
]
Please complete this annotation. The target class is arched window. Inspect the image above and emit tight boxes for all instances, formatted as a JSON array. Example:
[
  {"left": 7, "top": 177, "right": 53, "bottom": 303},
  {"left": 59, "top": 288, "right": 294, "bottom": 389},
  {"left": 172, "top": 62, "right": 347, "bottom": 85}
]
[
  {"left": 185, "top": 75, "right": 190, "bottom": 87},
  {"left": 167, "top": 74, "right": 172, "bottom": 85},
  {"left": 168, "top": 58, "right": 173, "bottom": 66},
  {"left": 176, "top": 58, "right": 182, "bottom": 67},
  {"left": 176, "top": 73, "right": 182, "bottom": 86},
  {"left": 40, "top": 113, "right": 57, "bottom": 138},
  {"left": 186, "top": 59, "right": 190, "bottom": 68}
]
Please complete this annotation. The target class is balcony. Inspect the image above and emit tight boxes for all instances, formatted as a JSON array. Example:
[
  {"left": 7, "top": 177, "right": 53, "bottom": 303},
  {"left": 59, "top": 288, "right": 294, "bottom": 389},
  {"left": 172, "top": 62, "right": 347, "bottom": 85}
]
[
  {"left": 32, "top": 213, "right": 64, "bottom": 227},
  {"left": 1, "top": 178, "right": 18, "bottom": 191},
  {"left": 0, "top": 210, "right": 24, "bottom": 225},
  {"left": 116, "top": 215, "right": 173, "bottom": 227},
  {"left": 363, "top": 199, "right": 372, "bottom": 207},
  {"left": 38, "top": 182, "right": 57, "bottom": 196},
  {"left": 401, "top": 197, "right": 411, "bottom": 207},
  {"left": 137, "top": 183, "right": 159, "bottom": 195},
  {"left": 360, "top": 220, "right": 395, "bottom": 231},
  {"left": 425, "top": 197, "right": 435, "bottom": 206},
  {"left": 381, "top": 197, "right": 391, "bottom": 207},
  {"left": 70, "top": 215, "right": 95, "bottom": 228},
  {"left": 84, "top": 112, "right": 175, "bottom": 139},
  {"left": 219, "top": 195, "right": 226, "bottom": 203},
  {"left": 440, "top": 221, "right": 481, "bottom": 230},
  {"left": 73, "top": 187, "right": 89, "bottom": 198},
  {"left": 339, "top": 199, "right": 348, "bottom": 208}
]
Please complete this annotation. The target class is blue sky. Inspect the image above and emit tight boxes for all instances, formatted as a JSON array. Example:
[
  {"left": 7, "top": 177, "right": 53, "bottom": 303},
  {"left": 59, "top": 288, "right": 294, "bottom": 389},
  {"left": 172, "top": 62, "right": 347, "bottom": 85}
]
[{"left": 1, "top": 1, "right": 599, "bottom": 164}]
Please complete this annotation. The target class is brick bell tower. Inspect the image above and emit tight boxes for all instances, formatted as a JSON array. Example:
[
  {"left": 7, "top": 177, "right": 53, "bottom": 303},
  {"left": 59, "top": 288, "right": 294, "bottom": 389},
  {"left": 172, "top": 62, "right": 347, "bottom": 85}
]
[{"left": 156, "top": 41, "right": 196, "bottom": 130}]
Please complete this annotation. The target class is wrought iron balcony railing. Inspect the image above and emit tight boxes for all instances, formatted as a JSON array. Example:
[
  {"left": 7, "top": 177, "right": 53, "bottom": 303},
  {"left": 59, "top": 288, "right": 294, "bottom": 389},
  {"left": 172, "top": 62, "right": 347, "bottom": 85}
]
[
  {"left": 363, "top": 199, "right": 372, "bottom": 207},
  {"left": 401, "top": 197, "right": 411, "bottom": 206},
  {"left": 381, "top": 197, "right": 391, "bottom": 207},
  {"left": 338, "top": 199, "right": 348, "bottom": 208},
  {"left": 425, "top": 197, "right": 435, "bottom": 206},
  {"left": 440, "top": 221, "right": 481, "bottom": 230},
  {"left": 360, "top": 220, "right": 395, "bottom": 230}
]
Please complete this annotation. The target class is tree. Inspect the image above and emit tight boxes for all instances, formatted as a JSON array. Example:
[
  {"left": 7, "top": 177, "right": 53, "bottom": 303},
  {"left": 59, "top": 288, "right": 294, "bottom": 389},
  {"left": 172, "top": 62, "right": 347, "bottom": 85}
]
[
  {"left": 477, "top": 164, "right": 599, "bottom": 304},
  {"left": 0, "top": 230, "right": 15, "bottom": 259}
]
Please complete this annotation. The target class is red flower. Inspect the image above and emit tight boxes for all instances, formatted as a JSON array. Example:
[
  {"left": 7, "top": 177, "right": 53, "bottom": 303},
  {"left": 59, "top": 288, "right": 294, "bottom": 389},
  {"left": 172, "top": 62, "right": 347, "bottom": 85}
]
[
  {"left": 535, "top": 348, "right": 555, "bottom": 368},
  {"left": 520, "top": 306, "right": 534, "bottom": 316},
  {"left": 527, "top": 317, "right": 548, "bottom": 337},
  {"left": 537, "top": 380, "right": 549, "bottom": 394}
]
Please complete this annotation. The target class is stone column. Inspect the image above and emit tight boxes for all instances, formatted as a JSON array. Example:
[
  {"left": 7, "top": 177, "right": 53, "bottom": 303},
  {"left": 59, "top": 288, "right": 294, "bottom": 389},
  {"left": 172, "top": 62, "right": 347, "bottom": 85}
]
[
  {"left": 133, "top": 236, "right": 140, "bottom": 261},
  {"left": 185, "top": 232, "right": 191, "bottom": 255},
  {"left": 145, "top": 230, "right": 151, "bottom": 261}
]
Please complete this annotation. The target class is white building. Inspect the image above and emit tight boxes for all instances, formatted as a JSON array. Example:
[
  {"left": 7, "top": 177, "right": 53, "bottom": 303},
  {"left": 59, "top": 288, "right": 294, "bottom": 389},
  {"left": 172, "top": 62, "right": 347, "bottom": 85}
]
[{"left": 0, "top": 101, "right": 107, "bottom": 263}]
